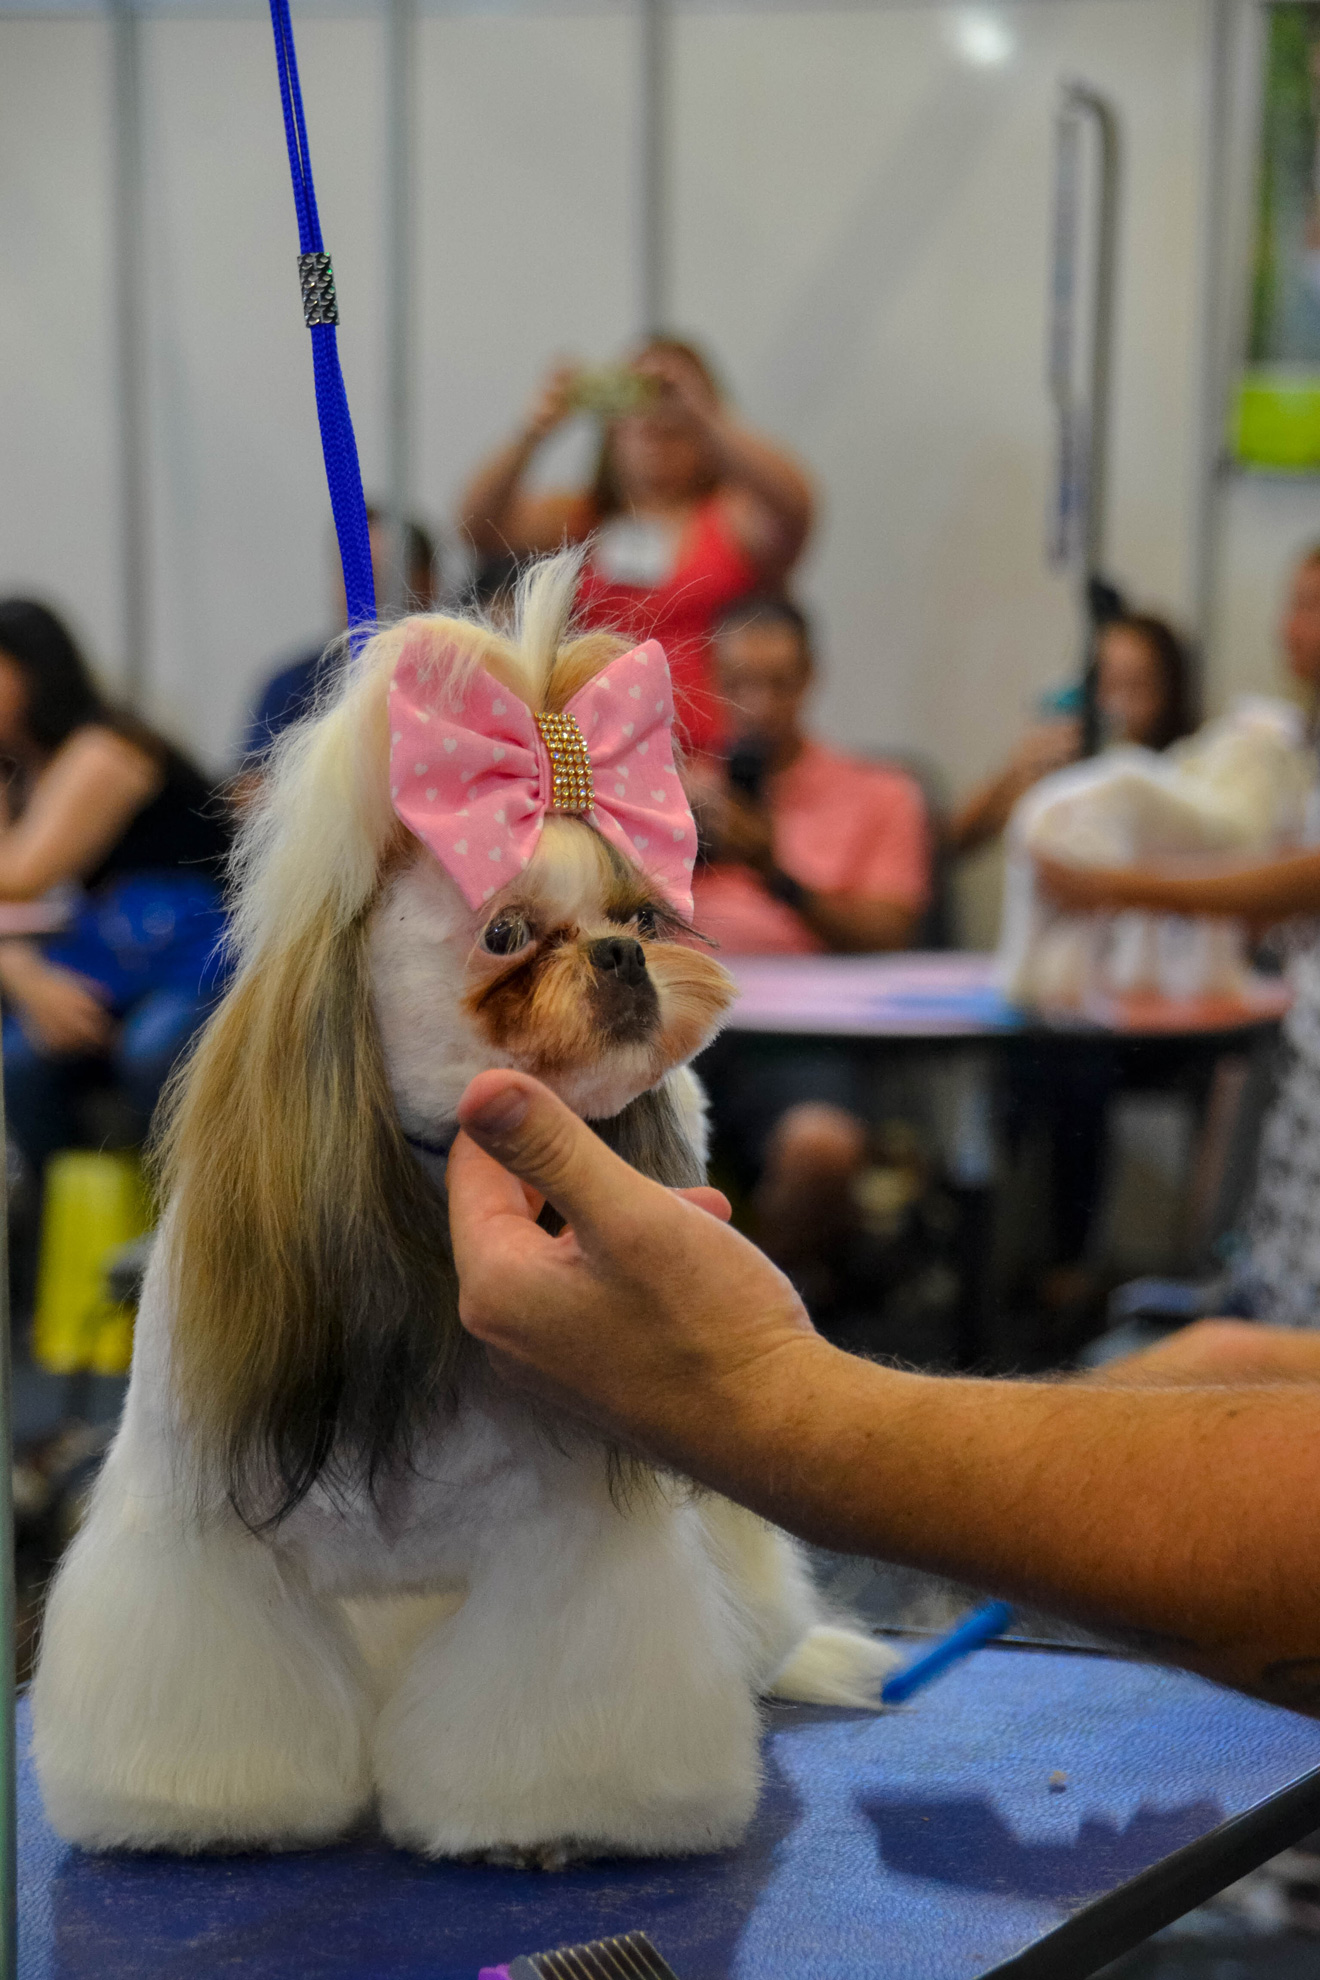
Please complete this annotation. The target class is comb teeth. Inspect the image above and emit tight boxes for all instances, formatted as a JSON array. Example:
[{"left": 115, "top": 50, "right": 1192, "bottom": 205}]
[{"left": 508, "top": 1929, "right": 680, "bottom": 1979}]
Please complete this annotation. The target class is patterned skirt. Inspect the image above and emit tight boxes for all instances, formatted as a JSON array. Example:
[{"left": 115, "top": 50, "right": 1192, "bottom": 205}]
[{"left": 1245, "top": 943, "right": 1320, "bottom": 1327}]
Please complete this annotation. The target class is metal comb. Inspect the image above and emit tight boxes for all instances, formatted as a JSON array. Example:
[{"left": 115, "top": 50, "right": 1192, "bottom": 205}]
[{"left": 480, "top": 1928, "right": 681, "bottom": 1979}]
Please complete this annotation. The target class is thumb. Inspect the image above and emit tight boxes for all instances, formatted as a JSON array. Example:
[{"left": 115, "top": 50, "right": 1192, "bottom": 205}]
[{"left": 456, "top": 1070, "right": 640, "bottom": 1241}]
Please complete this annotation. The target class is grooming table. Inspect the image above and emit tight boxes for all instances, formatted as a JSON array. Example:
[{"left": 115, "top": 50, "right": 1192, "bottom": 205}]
[{"left": 18, "top": 1643, "right": 1320, "bottom": 1980}]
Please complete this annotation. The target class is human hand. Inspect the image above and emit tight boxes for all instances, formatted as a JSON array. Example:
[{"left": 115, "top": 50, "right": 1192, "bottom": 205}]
[
  {"left": 702, "top": 788, "right": 776, "bottom": 872},
  {"left": 1011, "top": 718, "right": 1081, "bottom": 783},
  {"left": 632, "top": 346, "right": 720, "bottom": 427},
  {"left": 448, "top": 1070, "right": 821, "bottom": 1469},
  {"left": 8, "top": 960, "right": 114, "bottom": 1055},
  {"left": 523, "top": 362, "right": 581, "bottom": 443}
]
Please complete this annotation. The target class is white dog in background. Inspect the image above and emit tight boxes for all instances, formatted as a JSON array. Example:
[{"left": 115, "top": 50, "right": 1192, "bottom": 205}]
[
  {"left": 32, "top": 553, "right": 896, "bottom": 1867},
  {"left": 999, "top": 697, "right": 1317, "bottom": 1010}
]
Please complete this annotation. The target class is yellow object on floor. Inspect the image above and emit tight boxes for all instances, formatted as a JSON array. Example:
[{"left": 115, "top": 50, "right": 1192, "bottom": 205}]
[{"left": 32, "top": 1151, "right": 152, "bottom": 1376}]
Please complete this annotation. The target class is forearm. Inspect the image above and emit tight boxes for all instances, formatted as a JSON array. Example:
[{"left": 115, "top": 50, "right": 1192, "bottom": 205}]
[
  {"left": 0, "top": 849, "right": 62, "bottom": 901},
  {"left": 0, "top": 939, "right": 45, "bottom": 1002},
  {"left": 691, "top": 1338, "right": 1320, "bottom": 1709},
  {"left": 1084, "top": 850, "right": 1320, "bottom": 922},
  {"left": 948, "top": 772, "right": 1019, "bottom": 855},
  {"left": 458, "top": 432, "right": 539, "bottom": 553},
  {"left": 708, "top": 415, "right": 813, "bottom": 558},
  {"left": 797, "top": 888, "right": 918, "bottom": 952}
]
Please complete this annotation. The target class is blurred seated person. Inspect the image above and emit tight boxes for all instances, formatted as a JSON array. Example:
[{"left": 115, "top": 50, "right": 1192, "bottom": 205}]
[
  {"left": 989, "top": 613, "right": 1199, "bottom": 1318},
  {"left": 462, "top": 551, "right": 522, "bottom": 632},
  {"left": 242, "top": 505, "right": 440, "bottom": 762},
  {"left": 458, "top": 338, "right": 813, "bottom": 753},
  {"left": 1037, "top": 548, "right": 1320, "bottom": 1327},
  {"left": 0, "top": 601, "right": 230, "bottom": 1176},
  {"left": 948, "top": 612, "right": 1198, "bottom": 855},
  {"left": 689, "top": 597, "right": 931, "bottom": 1297}
]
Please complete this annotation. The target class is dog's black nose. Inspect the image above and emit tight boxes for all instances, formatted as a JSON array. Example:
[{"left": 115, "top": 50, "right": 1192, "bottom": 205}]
[{"left": 589, "top": 936, "right": 648, "bottom": 987}]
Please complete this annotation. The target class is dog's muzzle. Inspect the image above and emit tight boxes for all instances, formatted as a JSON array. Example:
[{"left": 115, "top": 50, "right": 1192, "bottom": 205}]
[
  {"left": 588, "top": 937, "right": 658, "bottom": 1038},
  {"left": 589, "top": 937, "right": 647, "bottom": 986}
]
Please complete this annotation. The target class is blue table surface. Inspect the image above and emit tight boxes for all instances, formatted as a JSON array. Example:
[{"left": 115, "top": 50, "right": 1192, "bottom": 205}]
[{"left": 19, "top": 1649, "right": 1320, "bottom": 1980}]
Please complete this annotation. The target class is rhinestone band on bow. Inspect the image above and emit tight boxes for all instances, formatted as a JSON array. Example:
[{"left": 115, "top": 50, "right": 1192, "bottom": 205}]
[{"left": 536, "top": 710, "right": 594, "bottom": 814}]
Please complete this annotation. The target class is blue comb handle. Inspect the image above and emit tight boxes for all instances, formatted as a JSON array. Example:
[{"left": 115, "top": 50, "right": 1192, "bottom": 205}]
[{"left": 881, "top": 1601, "right": 1014, "bottom": 1705}]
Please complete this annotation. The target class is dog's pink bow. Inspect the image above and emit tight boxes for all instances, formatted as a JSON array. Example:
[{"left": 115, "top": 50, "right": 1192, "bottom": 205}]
[{"left": 388, "top": 635, "right": 697, "bottom": 918}]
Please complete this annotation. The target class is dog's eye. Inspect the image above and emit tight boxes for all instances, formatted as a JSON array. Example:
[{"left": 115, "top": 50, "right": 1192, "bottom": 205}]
[
  {"left": 634, "top": 906, "right": 659, "bottom": 938},
  {"left": 481, "top": 912, "right": 531, "bottom": 956}
]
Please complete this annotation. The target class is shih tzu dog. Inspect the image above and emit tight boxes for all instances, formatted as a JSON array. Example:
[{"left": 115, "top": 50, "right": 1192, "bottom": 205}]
[{"left": 32, "top": 552, "right": 896, "bottom": 1865}]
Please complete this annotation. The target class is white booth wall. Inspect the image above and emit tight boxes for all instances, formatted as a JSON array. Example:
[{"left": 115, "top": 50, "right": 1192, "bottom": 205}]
[{"left": 1, "top": 0, "right": 1318, "bottom": 943}]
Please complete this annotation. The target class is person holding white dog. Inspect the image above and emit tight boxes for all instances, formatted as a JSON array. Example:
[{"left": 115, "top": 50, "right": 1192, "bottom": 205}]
[
  {"left": 1038, "top": 545, "right": 1320, "bottom": 1329},
  {"left": 450, "top": 1064, "right": 1320, "bottom": 1718}
]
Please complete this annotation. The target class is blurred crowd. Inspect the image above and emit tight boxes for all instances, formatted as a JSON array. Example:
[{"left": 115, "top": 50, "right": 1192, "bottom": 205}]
[{"left": 5, "top": 332, "right": 1320, "bottom": 1365}]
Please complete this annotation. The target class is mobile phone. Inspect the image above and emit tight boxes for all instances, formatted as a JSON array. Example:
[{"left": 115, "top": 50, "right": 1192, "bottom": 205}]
[
  {"left": 568, "top": 367, "right": 659, "bottom": 420},
  {"left": 726, "top": 736, "right": 773, "bottom": 803}
]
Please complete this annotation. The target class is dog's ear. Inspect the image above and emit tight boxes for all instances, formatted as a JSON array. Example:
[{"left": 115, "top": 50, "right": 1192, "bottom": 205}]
[{"left": 155, "top": 902, "right": 469, "bottom": 1526}]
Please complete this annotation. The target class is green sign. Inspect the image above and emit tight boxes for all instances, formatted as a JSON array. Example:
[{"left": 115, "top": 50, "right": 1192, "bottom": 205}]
[{"left": 1235, "top": 3, "right": 1320, "bottom": 470}]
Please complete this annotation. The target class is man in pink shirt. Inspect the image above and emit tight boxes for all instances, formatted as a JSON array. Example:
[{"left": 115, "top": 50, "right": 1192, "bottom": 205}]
[{"left": 689, "top": 598, "right": 931, "bottom": 1305}]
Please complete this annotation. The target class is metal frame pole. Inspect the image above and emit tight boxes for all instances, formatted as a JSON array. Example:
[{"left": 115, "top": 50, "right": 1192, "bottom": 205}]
[
  {"left": 1048, "top": 82, "right": 1120, "bottom": 582},
  {"left": 385, "top": 0, "right": 416, "bottom": 615},
  {"left": 1191, "top": 0, "right": 1265, "bottom": 678},
  {"left": 1047, "top": 99, "right": 1081, "bottom": 570},
  {"left": 638, "top": 0, "right": 668, "bottom": 335},
  {"left": 1047, "top": 81, "right": 1121, "bottom": 745},
  {"left": 1070, "top": 83, "right": 1120, "bottom": 587},
  {"left": 112, "top": 0, "right": 149, "bottom": 708}
]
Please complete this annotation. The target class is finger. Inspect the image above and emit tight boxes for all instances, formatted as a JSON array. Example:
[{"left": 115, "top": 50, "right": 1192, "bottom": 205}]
[
  {"left": 447, "top": 1129, "right": 581, "bottom": 1336},
  {"left": 674, "top": 1186, "right": 732, "bottom": 1222},
  {"left": 457, "top": 1069, "right": 656, "bottom": 1246},
  {"left": 447, "top": 1128, "right": 544, "bottom": 1232},
  {"left": 446, "top": 1132, "right": 552, "bottom": 1286}
]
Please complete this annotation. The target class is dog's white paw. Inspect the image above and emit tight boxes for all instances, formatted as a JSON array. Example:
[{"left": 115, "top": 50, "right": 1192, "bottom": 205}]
[
  {"left": 766, "top": 1623, "right": 901, "bottom": 1709},
  {"left": 35, "top": 1777, "right": 368, "bottom": 1856},
  {"left": 379, "top": 1769, "right": 757, "bottom": 1864},
  {"left": 457, "top": 1839, "right": 594, "bottom": 1872}
]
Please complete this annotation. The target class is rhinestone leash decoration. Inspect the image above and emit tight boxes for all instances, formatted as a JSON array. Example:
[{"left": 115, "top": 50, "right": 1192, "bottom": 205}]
[
  {"left": 536, "top": 710, "right": 595, "bottom": 814},
  {"left": 267, "top": 0, "right": 376, "bottom": 651}
]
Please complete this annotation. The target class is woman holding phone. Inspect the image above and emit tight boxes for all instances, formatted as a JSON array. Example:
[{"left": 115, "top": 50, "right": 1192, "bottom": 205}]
[{"left": 458, "top": 339, "right": 814, "bottom": 752}]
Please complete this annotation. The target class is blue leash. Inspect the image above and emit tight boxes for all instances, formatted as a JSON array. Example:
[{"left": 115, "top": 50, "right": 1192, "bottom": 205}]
[{"left": 267, "top": 0, "right": 376, "bottom": 649}]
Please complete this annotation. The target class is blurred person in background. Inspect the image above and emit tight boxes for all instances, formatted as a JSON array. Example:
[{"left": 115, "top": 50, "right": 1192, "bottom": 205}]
[
  {"left": 1039, "top": 547, "right": 1320, "bottom": 1329},
  {"left": 948, "top": 612, "right": 1198, "bottom": 855},
  {"left": 688, "top": 595, "right": 930, "bottom": 1300},
  {"left": 460, "top": 550, "right": 522, "bottom": 632},
  {"left": 458, "top": 338, "right": 814, "bottom": 753},
  {"left": 0, "top": 601, "right": 229, "bottom": 1177},
  {"left": 241, "top": 505, "right": 440, "bottom": 762},
  {"left": 984, "top": 612, "right": 1201, "bottom": 1325}
]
